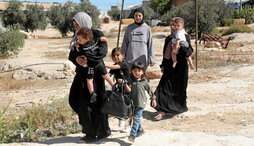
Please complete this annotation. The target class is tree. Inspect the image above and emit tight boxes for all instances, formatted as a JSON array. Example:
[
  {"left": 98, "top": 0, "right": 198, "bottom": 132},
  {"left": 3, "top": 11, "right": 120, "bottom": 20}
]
[
  {"left": 48, "top": 0, "right": 101, "bottom": 37},
  {"left": 1, "top": 0, "right": 26, "bottom": 29},
  {"left": 74, "top": 1, "right": 101, "bottom": 28},
  {"left": 108, "top": 9, "right": 120, "bottom": 21},
  {"left": 23, "top": 4, "right": 47, "bottom": 32},
  {"left": 150, "top": 0, "right": 172, "bottom": 15},
  {"left": 160, "top": 0, "right": 234, "bottom": 37},
  {"left": 47, "top": 1, "right": 76, "bottom": 37}
]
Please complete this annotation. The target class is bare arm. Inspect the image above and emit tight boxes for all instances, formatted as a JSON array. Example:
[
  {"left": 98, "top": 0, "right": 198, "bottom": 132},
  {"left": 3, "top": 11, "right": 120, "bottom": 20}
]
[
  {"left": 175, "top": 38, "right": 181, "bottom": 49},
  {"left": 100, "top": 37, "right": 108, "bottom": 42},
  {"left": 105, "top": 64, "right": 121, "bottom": 69},
  {"left": 125, "top": 83, "right": 131, "bottom": 93}
]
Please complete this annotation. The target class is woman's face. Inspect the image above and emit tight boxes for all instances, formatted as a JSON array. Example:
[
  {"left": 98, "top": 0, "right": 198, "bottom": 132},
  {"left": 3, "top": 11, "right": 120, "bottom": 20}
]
[
  {"left": 134, "top": 12, "right": 143, "bottom": 23},
  {"left": 73, "top": 21, "right": 81, "bottom": 31}
]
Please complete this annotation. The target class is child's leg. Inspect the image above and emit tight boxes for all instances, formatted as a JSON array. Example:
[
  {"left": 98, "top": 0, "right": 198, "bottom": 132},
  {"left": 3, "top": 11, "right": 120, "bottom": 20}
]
[
  {"left": 102, "top": 74, "right": 115, "bottom": 87},
  {"left": 171, "top": 46, "right": 178, "bottom": 68},
  {"left": 187, "top": 57, "right": 195, "bottom": 70},
  {"left": 87, "top": 78, "right": 97, "bottom": 103},
  {"left": 130, "top": 107, "right": 144, "bottom": 137},
  {"left": 87, "top": 78, "right": 94, "bottom": 94}
]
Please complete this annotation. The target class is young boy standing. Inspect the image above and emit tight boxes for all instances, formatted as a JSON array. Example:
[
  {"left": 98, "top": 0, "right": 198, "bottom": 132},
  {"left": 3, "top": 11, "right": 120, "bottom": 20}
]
[{"left": 125, "top": 62, "right": 157, "bottom": 142}]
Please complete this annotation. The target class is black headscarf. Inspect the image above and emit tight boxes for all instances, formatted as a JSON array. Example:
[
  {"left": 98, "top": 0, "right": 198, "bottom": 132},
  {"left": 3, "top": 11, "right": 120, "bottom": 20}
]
[{"left": 133, "top": 7, "right": 144, "bottom": 26}]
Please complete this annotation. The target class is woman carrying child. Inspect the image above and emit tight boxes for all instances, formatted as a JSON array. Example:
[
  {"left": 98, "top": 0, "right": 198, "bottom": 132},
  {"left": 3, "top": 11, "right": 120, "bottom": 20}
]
[
  {"left": 153, "top": 17, "right": 193, "bottom": 121},
  {"left": 68, "top": 12, "right": 111, "bottom": 143}
]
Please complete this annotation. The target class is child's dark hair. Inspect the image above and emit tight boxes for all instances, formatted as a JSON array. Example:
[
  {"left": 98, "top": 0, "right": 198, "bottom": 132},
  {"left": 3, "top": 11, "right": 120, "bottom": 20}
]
[
  {"left": 111, "top": 47, "right": 124, "bottom": 58},
  {"left": 77, "top": 27, "right": 93, "bottom": 40},
  {"left": 131, "top": 62, "right": 146, "bottom": 78}
]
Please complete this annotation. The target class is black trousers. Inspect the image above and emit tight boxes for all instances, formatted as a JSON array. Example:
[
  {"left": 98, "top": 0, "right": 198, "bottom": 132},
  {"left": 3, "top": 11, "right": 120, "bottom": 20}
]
[{"left": 69, "top": 71, "right": 110, "bottom": 137}]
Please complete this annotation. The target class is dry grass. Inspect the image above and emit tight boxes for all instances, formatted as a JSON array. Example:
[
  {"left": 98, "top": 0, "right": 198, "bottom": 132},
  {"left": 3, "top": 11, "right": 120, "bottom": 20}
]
[
  {"left": 0, "top": 72, "right": 37, "bottom": 91},
  {"left": 44, "top": 51, "right": 68, "bottom": 59}
]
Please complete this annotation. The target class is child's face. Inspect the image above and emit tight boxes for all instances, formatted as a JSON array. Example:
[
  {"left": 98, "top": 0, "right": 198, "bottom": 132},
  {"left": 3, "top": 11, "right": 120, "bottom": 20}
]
[
  {"left": 112, "top": 51, "right": 124, "bottom": 64},
  {"left": 131, "top": 68, "right": 144, "bottom": 80},
  {"left": 173, "top": 22, "right": 184, "bottom": 31},
  {"left": 77, "top": 35, "right": 90, "bottom": 45},
  {"left": 170, "top": 21, "right": 176, "bottom": 31}
]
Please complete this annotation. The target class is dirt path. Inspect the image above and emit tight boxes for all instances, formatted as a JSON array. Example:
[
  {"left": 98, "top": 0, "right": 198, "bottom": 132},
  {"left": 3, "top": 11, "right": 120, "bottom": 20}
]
[{"left": 0, "top": 22, "right": 254, "bottom": 145}]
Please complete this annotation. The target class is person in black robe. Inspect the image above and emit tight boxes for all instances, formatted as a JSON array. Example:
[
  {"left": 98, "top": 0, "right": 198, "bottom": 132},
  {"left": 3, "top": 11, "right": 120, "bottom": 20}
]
[
  {"left": 68, "top": 12, "right": 111, "bottom": 143},
  {"left": 153, "top": 17, "right": 193, "bottom": 120}
]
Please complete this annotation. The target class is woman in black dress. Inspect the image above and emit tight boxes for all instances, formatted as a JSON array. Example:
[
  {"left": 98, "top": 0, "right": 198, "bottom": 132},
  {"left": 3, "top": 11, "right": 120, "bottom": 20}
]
[
  {"left": 153, "top": 17, "right": 193, "bottom": 120},
  {"left": 68, "top": 12, "right": 111, "bottom": 143}
]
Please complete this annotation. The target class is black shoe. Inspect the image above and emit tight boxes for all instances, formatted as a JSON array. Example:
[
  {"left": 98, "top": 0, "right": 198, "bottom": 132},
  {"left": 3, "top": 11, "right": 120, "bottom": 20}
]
[
  {"left": 90, "top": 92, "right": 97, "bottom": 103},
  {"left": 81, "top": 135, "right": 97, "bottom": 143},
  {"left": 128, "top": 134, "right": 135, "bottom": 142},
  {"left": 136, "top": 128, "right": 145, "bottom": 137},
  {"left": 97, "top": 132, "right": 111, "bottom": 140}
]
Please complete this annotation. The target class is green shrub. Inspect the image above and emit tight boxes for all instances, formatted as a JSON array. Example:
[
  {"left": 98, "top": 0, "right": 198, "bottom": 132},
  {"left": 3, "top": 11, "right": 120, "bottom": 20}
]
[
  {"left": 234, "top": 7, "right": 254, "bottom": 24},
  {"left": 222, "top": 19, "right": 234, "bottom": 26},
  {"left": 0, "top": 28, "right": 25, "bottom": 57},
  {"left": 221, "top": 25, "right": 253, "bottom": 35},
  {"left": 0, "top": 97, "right": 79, "bottom": 143}
]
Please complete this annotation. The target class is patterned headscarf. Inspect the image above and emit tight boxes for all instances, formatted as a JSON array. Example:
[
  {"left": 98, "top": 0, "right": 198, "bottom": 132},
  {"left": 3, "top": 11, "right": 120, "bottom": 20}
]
[{"left": 69, "top": 12, "right": 92, "bottom": 49}]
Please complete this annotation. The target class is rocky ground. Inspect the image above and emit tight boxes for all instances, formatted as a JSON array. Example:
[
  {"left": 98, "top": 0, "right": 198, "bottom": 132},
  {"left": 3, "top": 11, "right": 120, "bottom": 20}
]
[{"left": 0, "top": 22, "right": 254, "bottom": 145}]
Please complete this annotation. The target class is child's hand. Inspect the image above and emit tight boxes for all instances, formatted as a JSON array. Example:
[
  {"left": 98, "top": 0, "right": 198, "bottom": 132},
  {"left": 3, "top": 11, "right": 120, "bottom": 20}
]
[
  {"left": 100, "top": 37, "right": 108, "bottom": 42},
  {"left": 176, "top": 44, "right": 180, "bottom": 50},
  {"left": 117, "top": 79, "right": 123, "bottom": 83},
  {"left": 150, "top": 99, "right": 157, "bottom": 108}
]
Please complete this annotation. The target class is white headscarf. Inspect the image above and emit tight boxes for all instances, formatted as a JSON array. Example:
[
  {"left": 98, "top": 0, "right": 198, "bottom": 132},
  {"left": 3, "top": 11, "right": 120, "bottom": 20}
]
[{"left": 69, "top": 12, "right": 92, "bottom": 49}]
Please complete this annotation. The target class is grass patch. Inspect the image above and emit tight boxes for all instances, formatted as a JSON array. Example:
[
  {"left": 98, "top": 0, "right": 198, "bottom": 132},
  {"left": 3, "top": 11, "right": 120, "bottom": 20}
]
[
  {"left": 213, "top": 25, "right": 254, "bottom": 36},
  {"left": 0, "top": 97, "right": 80, "bottom": 143}
]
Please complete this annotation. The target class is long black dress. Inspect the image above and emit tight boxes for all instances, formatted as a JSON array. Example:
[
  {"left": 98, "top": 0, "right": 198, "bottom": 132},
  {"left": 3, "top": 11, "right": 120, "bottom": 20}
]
[
  {"left": 68, "top": 29, "right": 110, "bottom": 139},
  {"left": 154, "top": 34, "right": 193, "bottom": 114}
]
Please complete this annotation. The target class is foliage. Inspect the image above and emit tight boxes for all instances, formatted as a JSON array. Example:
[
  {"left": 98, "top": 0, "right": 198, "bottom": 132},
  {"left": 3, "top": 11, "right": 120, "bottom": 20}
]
[
  {"left": 150, "top": 0, "right": 172, "bottom": 15},
  {"left": 47, "top": 0, "right": 101, "bottom": 37},
  {"left": 234, "top": 6, "right": 254, "bottom": 24},
  {"left": 0, "top": 97, "right": 79, "bottom": 143},
  {"left": 23, "top": 4, "right": 47, "bottom": 32},
  {"left": 47, "top": 1, "right": 76, "bottom": 37},
  {"left": 142, "top": 6, "right": 155, "bottom": 22},
  {"left": 0, "top": 27, "right": 25, "bottom": 57},
  {"left": 108, "top": 9, "right": 121, "bottom": 21},
  {"left": 1, "top": 0, "right": 26, "bottom": 29},
  {"left": 221, "top": 25, "right": 253, "bottom": 35},
  {"left": 160, "top": 0, "right": 234, "bottom": 37},
  {"left": 222, "top": 19, "right": 234, "bottom": 26},
  {"left": 74, "top": 1, "right": 101, "bottom": 28}
]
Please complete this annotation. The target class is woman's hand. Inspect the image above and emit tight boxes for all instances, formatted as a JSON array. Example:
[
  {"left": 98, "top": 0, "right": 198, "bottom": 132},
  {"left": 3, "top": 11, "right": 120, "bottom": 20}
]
[
  {"left": 150, "top": 99, "right": 157, "bottom": 108},
  {"left": 76, "top": 55, "right": 87, "bottom": 66},
  {"left": 150, "top": 62, "right": 155, "bottom": 67}
]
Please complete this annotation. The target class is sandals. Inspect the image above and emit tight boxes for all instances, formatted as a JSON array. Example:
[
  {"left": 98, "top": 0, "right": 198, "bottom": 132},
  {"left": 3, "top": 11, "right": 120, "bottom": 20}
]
[{"left": 153, "top": 114, "right": 163, "bottom": 121}]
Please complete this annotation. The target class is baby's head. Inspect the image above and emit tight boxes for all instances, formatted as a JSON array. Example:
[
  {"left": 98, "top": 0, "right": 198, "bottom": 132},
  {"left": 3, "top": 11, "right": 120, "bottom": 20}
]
[
  {"left": 170, "top": 17, "right": 184, "bottom": 31},
  {"left": 111, "top": 47, "right": 125, "bottom": 64},
  {"left": 77, "top": 27, "right": 93, "bottom": 45},
  {"left": 173, "top": 17, "right": 184, "bottom": 31}
]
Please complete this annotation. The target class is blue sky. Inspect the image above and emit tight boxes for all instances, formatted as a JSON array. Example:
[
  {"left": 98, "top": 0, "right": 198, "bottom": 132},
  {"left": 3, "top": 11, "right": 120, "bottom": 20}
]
[{"left": 2, "top": 0, "right": 144, "bottom": 11}]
